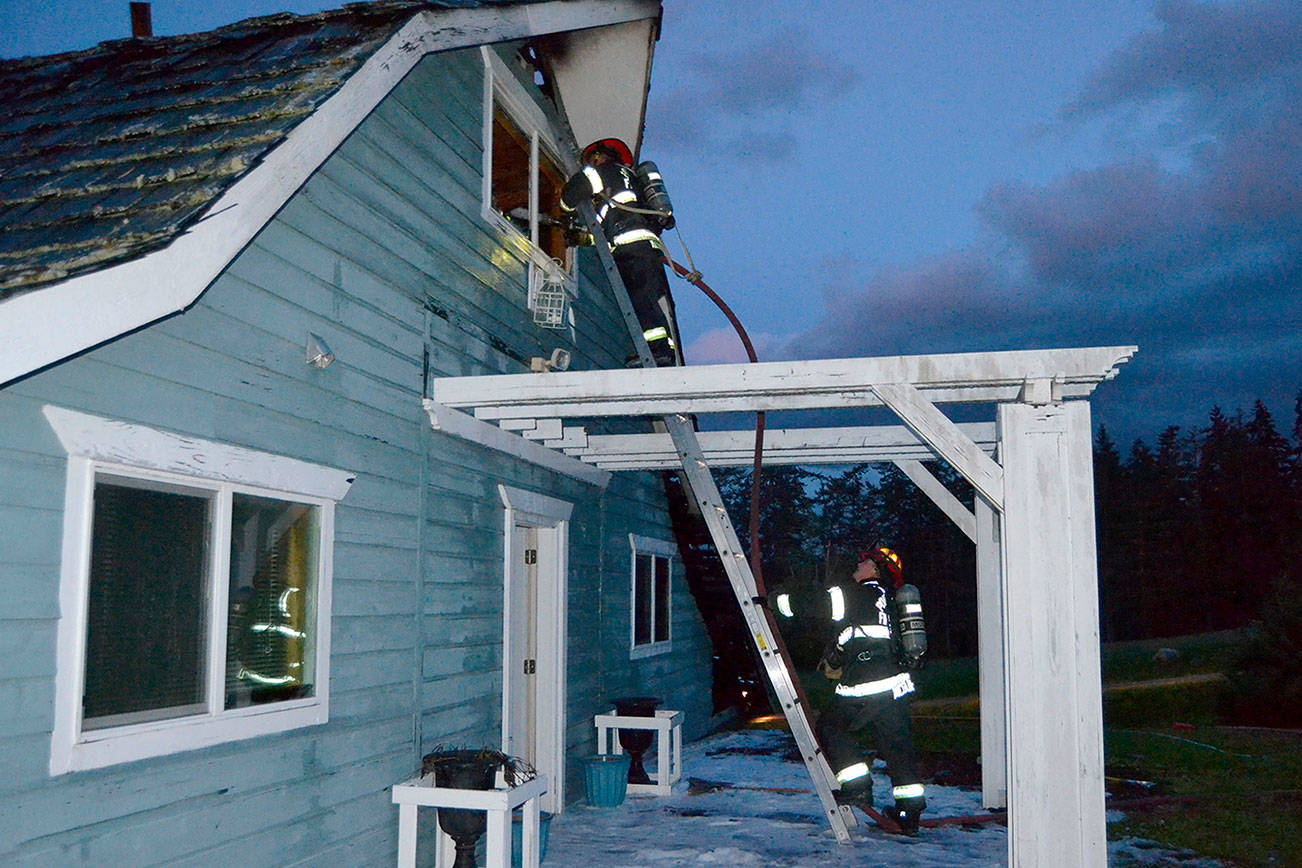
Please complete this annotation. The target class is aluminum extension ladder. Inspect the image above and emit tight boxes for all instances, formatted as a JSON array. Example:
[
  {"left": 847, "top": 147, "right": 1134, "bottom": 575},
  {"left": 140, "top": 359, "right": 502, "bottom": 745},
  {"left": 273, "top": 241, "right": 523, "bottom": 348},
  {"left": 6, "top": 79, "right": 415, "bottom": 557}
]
[{"left": 577, "top": 201, "right": 857, "bottom": 843}]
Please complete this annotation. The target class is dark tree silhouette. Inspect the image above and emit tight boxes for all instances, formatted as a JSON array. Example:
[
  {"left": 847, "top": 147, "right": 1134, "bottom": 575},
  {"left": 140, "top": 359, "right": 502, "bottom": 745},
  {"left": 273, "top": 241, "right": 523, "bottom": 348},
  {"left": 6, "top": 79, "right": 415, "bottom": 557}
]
[{"left": 711, "top": 395, "right": 1300, "bottom": 660}]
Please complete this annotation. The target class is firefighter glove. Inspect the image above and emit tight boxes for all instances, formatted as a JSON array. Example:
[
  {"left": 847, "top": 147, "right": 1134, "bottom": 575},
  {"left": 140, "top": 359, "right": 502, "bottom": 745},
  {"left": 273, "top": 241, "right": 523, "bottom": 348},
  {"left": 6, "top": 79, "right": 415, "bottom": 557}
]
[
  {"left": 818, "top": 656, "right": 843, "bottom": 681},
  {"left": 818, "top": 645, "right": 846, "bottom": 681}
]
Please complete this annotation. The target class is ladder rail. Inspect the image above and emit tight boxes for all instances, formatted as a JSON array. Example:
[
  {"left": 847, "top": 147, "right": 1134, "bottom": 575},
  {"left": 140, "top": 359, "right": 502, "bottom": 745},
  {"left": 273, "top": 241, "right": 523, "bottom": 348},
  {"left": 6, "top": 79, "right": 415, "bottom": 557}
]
[{"left": 576, "top": 201, "right": 856, "bottom": 843}]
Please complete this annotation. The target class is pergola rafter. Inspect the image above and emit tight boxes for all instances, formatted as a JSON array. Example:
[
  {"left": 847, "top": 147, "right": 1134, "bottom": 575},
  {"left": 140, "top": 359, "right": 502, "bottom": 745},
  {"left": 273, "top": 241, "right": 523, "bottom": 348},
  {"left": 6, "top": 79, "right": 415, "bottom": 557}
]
[{"left": 427, "top": 343, "right": 1136, "bottom": 867}]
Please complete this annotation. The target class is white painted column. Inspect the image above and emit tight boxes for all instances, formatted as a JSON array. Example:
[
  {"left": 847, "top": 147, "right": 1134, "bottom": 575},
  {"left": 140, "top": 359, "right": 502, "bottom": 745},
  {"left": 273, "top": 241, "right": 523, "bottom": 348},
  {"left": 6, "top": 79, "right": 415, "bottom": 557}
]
[
  {"left": 974, "top": 496, "right": 1007, "bottom": 810},
  {"left": 997, "top": 401, "right": 1106, "bottom": 867}
]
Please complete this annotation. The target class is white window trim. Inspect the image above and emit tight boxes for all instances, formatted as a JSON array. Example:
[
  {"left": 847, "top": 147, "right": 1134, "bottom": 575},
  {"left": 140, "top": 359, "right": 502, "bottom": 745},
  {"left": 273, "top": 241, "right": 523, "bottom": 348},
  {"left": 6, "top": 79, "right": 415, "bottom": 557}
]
[
  {"left": 44, "top": 406, "right": 354, "bottom": 775},
  {"left": 628, "top": 534, "right": 675, "bottom": 660},
  {"left": 480, "top": 47, "right": 578, "bottom": 295}
]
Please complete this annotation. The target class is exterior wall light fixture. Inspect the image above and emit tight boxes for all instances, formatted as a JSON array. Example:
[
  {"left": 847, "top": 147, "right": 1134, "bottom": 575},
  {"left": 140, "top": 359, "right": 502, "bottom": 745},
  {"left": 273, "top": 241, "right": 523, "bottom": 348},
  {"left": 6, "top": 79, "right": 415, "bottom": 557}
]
[{"left": 306, "top": 333, "right": 335, "bottom": 369}]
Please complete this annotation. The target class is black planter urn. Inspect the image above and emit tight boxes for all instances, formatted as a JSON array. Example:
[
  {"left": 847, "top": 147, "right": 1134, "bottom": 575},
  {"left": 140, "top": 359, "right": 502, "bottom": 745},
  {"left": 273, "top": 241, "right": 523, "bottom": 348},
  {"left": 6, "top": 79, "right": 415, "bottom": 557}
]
[
  {"left": 422, "top": 749, "right": 501, "bottom": 868},
  {"left": 611, "top": 696, "right": 661, "bottom": 785}
]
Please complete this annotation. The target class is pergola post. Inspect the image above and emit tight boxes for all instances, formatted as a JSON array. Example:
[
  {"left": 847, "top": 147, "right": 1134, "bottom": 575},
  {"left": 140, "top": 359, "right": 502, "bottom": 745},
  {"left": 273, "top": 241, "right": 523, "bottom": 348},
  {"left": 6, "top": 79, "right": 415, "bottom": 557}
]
[
  {"left": 974, "top": 496, "right": 1007, "bottom": 810},
  {"left": 997, "top": 401, "right": 1107, "bottom": 866}
]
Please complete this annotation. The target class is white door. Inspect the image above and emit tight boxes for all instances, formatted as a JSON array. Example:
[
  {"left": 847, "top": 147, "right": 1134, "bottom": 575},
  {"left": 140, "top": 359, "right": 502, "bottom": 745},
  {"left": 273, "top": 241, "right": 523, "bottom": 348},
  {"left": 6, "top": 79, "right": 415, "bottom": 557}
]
[
  {"left": 498, "top": 485, "right": 571, "bottom": 814},
  {"left": 507, "top": 525, "right": 538, "bottom": 765}
]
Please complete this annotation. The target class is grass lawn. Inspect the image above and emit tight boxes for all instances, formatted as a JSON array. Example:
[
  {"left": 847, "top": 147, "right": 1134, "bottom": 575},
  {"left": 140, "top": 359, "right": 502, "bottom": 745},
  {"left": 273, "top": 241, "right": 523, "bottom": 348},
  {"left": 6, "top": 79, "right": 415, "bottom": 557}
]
[
  {"left": 903, "top": 631, "right": 1301, "bottom": 868},
  {"left": 1104, "top": 727, "right": 1300, "bottom": 867}
]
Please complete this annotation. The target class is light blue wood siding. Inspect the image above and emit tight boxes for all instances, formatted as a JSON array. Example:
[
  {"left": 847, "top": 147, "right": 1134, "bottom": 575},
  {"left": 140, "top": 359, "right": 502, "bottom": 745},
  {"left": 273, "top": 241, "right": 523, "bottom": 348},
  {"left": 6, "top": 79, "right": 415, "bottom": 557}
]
[{"left": 0, "top": 44, "right": 713, "bottom": 865}]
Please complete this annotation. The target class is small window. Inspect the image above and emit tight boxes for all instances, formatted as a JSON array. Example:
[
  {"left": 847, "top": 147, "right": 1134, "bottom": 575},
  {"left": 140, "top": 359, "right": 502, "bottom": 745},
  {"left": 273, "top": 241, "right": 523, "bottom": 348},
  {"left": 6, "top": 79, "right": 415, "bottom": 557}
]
[
  {"left": 82, "top": 480, "right": 322, "bottom": 731},
  {"left": 46, "top": 407, "right": 352, "bottom": 774},
  {"left": 225, "top": 492, "right": 320, "bottom": 710},
  {"left": 629, "top": 535, "right": 675, "bottom": 659}
]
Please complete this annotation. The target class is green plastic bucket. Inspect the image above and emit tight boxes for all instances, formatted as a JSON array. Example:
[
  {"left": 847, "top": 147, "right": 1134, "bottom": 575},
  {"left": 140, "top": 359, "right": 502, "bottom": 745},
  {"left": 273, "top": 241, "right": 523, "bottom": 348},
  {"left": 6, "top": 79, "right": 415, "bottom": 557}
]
[{"left": 583, "top": 754, "right": 631, "bottom": 807}]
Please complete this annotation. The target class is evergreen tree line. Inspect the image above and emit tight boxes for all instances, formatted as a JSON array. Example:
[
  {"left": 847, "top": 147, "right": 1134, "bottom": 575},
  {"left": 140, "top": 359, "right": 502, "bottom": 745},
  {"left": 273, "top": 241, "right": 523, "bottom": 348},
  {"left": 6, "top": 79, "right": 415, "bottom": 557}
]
[{"left": 719, "top": 395, "right": 1302, "bottom": 658}]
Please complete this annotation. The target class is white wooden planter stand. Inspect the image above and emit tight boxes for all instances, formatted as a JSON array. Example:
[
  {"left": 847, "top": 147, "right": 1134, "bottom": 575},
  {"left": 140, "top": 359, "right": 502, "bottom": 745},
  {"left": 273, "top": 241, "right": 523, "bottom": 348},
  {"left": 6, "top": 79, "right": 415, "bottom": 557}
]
[
  {"left": 594, "top": 708, "right": 683, "bottom": 796},
  {"left": 391, "top": 771, "right": 549, "bottom": 868}
]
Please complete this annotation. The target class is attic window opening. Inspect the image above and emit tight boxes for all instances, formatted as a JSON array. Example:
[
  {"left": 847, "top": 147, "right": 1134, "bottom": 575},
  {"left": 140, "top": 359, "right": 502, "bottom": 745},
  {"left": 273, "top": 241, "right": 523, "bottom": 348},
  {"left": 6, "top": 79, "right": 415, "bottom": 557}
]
[{"left": 491, "top": 105, "right": 568, "bottom": 263}]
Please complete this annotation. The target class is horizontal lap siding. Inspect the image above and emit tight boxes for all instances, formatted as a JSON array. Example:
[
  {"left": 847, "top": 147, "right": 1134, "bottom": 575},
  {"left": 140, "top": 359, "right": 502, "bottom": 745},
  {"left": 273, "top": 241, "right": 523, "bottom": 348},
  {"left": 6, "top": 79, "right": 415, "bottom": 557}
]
[
  {"left": 0, "top": 42, "right": 712, "bottom": 866},
  {"left": 558, "top": 473, "right": 716, "bottom": 801}
]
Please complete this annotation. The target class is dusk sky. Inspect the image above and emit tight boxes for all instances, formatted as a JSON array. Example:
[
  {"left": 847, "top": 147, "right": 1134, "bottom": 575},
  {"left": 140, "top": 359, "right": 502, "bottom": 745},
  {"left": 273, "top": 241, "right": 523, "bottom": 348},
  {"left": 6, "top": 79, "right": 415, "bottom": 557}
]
[{"left": 2, "top": 0, "right": 1298, "bottom": 448}]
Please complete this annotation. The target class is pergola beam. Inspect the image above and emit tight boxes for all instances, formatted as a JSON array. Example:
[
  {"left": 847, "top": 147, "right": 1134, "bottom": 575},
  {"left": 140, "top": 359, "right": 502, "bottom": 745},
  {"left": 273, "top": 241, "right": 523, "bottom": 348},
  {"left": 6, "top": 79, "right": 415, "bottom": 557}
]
[
  {"left": 431, "top": 346, "right": 1136, "bottom": 421},
  {"left": 562, "top": 423, "right": 996, "bottom": 469},
  {"left": 422, "top": 401, "right": 611, "bottom": 488}
]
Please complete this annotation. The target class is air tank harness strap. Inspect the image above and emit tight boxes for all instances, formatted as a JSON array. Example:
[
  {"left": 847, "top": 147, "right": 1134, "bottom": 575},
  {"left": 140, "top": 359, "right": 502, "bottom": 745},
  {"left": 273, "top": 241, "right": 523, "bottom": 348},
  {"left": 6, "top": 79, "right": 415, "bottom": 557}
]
[{"left": 600, "top": 194, "right": 671, "bottom": 219}]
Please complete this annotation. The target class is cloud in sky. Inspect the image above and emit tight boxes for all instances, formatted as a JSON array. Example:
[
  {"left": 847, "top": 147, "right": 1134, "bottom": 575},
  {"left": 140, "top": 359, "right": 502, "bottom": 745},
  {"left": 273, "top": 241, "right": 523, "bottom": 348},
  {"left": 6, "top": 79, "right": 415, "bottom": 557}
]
[
  {"left": 684, "top": 326, "right": 785, "bottom": 366},
  {"left": 1061, "top": 0, "right": 1302, "bottom": 121},
  {"left": 649, "top": 31, "right": 859, "bottom": 162},
  {"left": 786, "top": 0, "right": 1302, "bottom": 444}
]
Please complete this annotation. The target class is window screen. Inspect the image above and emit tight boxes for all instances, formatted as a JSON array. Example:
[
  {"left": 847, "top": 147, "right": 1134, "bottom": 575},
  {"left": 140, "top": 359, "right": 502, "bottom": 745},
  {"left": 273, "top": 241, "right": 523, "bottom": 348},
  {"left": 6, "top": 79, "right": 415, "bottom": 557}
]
[
  {"left": 634, "top": 553, "right": 653, "bottom": 647},
  {"left": 83, "top": 480, "right": 210, "bottom": 729}
]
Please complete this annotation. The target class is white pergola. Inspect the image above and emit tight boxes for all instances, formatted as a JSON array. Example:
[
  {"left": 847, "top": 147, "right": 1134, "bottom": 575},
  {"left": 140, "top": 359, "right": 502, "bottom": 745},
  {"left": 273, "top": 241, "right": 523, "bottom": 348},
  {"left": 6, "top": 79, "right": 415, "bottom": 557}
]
[{"left": 426, "top": 344, "right": 1136, "bottom": 867}]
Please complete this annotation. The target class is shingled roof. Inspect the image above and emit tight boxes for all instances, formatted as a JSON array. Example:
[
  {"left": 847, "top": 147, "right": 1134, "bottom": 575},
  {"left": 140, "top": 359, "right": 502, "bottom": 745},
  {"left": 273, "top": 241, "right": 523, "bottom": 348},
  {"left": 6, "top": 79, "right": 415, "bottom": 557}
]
[{"left": 0, "top": 0, "right": 551, "bottom": 296}]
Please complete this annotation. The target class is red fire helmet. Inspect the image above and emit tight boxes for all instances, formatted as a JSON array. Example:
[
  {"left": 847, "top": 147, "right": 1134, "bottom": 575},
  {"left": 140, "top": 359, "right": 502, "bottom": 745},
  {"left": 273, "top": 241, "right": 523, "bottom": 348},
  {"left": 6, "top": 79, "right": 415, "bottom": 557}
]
[{"left": 582, "top": 137, "right": 634, "bottom": 166}]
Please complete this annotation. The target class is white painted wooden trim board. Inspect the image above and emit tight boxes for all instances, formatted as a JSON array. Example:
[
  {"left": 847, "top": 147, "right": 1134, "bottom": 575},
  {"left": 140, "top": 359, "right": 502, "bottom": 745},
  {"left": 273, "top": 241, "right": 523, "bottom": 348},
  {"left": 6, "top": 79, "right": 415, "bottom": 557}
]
[
  {"left": 424, "top": 400, "right": 610, "bottom": 488},
  {"left": 43, "top": 406, "right": 356, "bottom": 499},
  {"left": 432, "top": 347, "right": 1137, "bottom": 420}
]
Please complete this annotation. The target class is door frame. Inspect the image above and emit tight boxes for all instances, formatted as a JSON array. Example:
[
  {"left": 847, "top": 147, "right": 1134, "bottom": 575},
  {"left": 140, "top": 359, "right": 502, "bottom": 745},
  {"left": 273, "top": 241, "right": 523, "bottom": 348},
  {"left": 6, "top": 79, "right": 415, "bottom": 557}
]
[{"left": 498, "top": 484, "right": 571, "bottom": 814}]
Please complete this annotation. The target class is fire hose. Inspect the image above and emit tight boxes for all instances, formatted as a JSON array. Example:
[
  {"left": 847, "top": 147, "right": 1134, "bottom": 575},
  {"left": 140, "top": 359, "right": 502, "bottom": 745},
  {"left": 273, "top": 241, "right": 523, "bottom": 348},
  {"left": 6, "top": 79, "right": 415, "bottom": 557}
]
[
  {"left": 594, "top": 195, "right": 769, "bottom": 593},
  {"left": 663, "top": 255, "right": 768, "bottom": 596}
]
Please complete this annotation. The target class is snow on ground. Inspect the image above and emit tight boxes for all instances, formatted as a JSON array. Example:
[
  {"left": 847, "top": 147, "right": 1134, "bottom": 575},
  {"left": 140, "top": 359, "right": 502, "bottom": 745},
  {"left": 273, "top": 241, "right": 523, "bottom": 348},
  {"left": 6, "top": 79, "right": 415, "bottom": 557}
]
[{"left": 540, "top": 728, "right": 1224, "bottom": 868}]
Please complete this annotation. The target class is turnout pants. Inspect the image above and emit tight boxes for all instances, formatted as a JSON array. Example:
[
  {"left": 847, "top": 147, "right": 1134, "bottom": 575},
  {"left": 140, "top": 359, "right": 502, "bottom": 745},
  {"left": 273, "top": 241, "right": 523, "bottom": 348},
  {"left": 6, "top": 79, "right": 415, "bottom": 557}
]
[
  {"left": 613, "top": 240, "right": 678, "bottom": 365},
  {"left": 818, "top": 692, "right": 922, "bottom": 804}
]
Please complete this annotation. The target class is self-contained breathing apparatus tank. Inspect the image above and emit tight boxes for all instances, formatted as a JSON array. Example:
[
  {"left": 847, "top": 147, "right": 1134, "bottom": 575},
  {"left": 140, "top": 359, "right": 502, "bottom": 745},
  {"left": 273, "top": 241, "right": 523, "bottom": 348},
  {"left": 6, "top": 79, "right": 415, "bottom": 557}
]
[
  {"left": 636, "top": 160, "right": 675, "bottom": 229},
  {"left": 894, "top": 583, "right": 927, "bottom": 664}
]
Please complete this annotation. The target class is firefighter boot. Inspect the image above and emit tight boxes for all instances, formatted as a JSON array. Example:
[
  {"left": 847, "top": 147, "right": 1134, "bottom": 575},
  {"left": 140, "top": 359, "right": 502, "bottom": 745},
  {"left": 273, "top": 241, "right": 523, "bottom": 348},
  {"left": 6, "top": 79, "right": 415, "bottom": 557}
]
[
  {"left": 885, "top": 796, "right": 926, "bottom": 836},
  {"left": 651, "top": 345, "right": 678, "bottom": 367},
  {"left": 833, "top": 778, "right": 873, "bottom": 815}
]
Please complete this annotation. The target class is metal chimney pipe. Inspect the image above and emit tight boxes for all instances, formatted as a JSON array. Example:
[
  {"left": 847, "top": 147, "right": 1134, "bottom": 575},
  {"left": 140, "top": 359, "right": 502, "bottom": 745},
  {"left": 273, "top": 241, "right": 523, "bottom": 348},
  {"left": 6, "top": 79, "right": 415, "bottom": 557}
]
[{"left": 130, "top": 2, "right": 152, "bottom": 38}]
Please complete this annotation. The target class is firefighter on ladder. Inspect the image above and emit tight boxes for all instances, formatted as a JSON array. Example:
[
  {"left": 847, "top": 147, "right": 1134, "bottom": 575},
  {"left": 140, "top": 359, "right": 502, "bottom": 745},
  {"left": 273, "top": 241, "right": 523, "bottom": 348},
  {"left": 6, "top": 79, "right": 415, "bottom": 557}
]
[
  {"left": 775, "top": 547, "right": 929, "bottom": 835},
  {"left": 560, "top": 138, "right": 681, "bottom": 367}
]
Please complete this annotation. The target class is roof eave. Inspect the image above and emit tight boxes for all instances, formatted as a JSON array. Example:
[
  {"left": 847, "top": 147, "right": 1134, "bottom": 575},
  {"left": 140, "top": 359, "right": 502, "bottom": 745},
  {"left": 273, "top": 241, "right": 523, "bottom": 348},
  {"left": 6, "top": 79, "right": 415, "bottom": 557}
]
[{"left": 0, "top": 0, "right": 662, "bottom": 388}]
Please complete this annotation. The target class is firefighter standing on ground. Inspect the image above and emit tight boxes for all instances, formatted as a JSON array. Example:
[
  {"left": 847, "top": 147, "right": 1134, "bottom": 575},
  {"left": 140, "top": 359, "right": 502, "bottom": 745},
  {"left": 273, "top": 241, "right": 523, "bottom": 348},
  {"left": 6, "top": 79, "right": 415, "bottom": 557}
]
[
  {"left": 775, "top": 547, "right": 929, "bottom": 835},
  {"left": 560, "top": 138, "right": 681, "bottom": 367}
]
